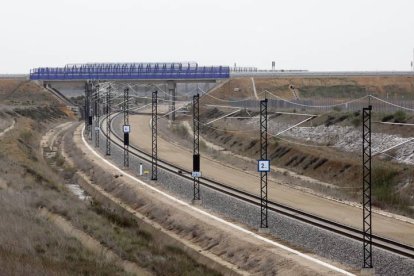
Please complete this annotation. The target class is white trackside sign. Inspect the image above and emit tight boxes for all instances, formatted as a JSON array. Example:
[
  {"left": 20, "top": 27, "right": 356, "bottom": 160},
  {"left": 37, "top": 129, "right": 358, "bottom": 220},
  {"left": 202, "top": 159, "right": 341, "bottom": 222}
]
[
  {"left": 258, "top": 160, "right": 270, "bottom": 172},
  {"left": 192, "top": 171, "right": 202, "bottom": 178}
]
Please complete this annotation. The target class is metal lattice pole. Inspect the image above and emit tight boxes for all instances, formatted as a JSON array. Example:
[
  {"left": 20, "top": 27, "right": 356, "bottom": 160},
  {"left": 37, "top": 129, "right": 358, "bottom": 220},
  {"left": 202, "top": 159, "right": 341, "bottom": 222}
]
[
  {"left": 85, "top": 81, "right": 93, "bottom": 138},
  {"left": 260, "top": 99, "right": 268, "bottom": 229},
  {"left": 88, "top": 81, "right": 93, "bottom": 141},
  {"left": 193, "top": 94, "right": 200, "bottom": 201},
  {"left": 84, "top": 82, "right": 89, "bottom": 134},
  {"left": 123, "top": 87, "right": 129, "bottom": 168},
  {"left": 171, "top": 87, "right": 176, "bottom": 121},
  {"left": 151, "top": 91, "right": 158, "bottom": 180},
  {"left": 362, "top": 105, "right": 373, "bottom": 269},
  {"left": 94, "top": 83, "right": 100, "bottom": 148},
  {"left": 106, "top": 85, "right": 111, "bottom": 156}
]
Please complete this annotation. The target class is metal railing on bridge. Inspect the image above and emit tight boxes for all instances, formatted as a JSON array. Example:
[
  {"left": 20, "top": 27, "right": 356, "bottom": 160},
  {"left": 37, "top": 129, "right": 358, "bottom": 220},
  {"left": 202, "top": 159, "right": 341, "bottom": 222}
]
[{"left": 30, "top": 62, "right": 230, "bottom": 81}]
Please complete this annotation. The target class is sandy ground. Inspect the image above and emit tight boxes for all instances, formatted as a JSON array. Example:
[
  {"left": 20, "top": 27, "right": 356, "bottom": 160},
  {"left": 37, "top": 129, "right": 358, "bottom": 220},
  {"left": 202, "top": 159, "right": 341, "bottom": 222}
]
[
  {"left": 72, "top": 123, "right": 351, "bottom": 276},
  {"left": 128, "top": 113, "right": 414, "bottom": 246}
]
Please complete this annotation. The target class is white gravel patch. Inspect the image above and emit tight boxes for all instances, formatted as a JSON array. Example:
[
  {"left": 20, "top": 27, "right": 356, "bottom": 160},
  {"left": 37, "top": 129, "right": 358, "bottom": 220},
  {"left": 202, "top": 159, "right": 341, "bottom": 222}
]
[{"left": 264, "top": 119, "right": 414, "bottom": 165}]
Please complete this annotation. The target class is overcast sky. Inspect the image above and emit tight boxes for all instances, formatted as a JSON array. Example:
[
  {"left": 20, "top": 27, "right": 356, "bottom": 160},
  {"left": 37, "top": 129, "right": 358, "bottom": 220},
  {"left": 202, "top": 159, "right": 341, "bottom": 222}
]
[{"left": 1, "top": 0, "right": 413, "bottom": 73}]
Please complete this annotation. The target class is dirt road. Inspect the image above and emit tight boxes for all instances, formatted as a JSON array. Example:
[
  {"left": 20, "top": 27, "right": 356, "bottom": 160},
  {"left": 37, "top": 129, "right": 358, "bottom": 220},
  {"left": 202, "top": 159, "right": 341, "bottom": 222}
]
[{"left": 128, "top": 113, "right": 414, "bottom": 246}]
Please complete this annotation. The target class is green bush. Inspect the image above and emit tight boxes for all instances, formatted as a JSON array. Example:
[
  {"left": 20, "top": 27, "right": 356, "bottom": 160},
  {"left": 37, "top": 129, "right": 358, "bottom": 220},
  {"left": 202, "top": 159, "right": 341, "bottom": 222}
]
[
  {"left": 381, "top": 114, "right": 394, "bottom": 122},
  {"left": 351, "top": 117, "right": 361, "bottom": 127},
  {"left": 372, "top": 166, "right": 398, "bottom": 207},
  {"left": 393, "top": 110, "right": 407, "bottom": 123},
  {"left": 333, "top": 106, "right": 342, "bottom": 112}
]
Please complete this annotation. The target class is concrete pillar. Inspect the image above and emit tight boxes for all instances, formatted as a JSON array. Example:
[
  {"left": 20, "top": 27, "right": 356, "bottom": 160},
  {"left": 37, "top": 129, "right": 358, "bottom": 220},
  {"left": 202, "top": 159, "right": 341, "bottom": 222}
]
[{"left": 168, "top": 81, "right": 177, "bottom": 121}]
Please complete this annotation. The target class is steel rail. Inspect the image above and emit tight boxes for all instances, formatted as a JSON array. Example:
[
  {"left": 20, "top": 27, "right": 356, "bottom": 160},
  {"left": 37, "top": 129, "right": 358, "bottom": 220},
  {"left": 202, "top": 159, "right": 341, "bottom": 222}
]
[{"left": 98, "top": 113, "right": 414, "bottom": 259}]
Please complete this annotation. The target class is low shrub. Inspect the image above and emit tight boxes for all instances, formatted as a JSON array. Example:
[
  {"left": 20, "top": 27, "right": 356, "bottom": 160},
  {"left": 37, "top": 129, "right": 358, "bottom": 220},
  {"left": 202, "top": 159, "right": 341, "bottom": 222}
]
[
  {"left": 393, "top": 110, "right": 407, "bottom": 123},
  {"left": 351, "top": 117, "right": 361, "bottom": 127},
  {"left": 333, "top": 106, "right": 342, "bottom": 112},
  {"left": 381, "top": 114, "right": 394, "bottom": 122},
  {"left": 372, "top": 166, "right": 398, "bottom": 207}
]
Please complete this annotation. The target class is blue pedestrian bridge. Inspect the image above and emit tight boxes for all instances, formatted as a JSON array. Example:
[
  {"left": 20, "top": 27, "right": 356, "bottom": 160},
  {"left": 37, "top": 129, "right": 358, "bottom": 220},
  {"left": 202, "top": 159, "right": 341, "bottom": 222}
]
[{"left": 30, "top": 62, "right": 230, "bottom": 81}]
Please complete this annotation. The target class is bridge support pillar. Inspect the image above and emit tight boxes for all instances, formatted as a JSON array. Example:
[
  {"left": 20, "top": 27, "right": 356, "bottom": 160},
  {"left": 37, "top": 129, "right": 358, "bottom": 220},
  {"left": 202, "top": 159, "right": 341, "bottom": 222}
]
[{"left": 168, "top": 81, "right": 177, "bottom": 121}]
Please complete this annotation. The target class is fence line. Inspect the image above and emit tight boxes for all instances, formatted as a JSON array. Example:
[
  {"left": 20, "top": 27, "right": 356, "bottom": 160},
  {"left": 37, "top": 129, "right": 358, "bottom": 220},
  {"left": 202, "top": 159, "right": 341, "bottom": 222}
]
[{"left": 227, "top": 96, "right": 414, "bottom": 114}]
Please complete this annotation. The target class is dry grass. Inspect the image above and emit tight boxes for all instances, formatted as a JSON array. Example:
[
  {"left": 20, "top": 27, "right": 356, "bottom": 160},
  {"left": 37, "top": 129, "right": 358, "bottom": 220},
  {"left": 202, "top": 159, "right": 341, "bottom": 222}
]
[
  {"left": 252, "top": 76, "right": 414, "bottom": 99},
  {"left": 0, "top": 82, "right": 135, "bottom": 275},
  {"left": 0, "top": 80, "right": 62, "bottom": 106},
  {"left": 0, "top": 114, "right": 217, "bottom": 275},
  {"left": 200, "top": 78, "right": 256, "bottom": 106},
  {"left": 0, "top": 120, "right": 129, "bottom": 275},
  {"left": 63, "top": 130, "right": 220, "bottom": 276},
  {"left": 0, "top": 189, "right": 126, "bottom": 276}
]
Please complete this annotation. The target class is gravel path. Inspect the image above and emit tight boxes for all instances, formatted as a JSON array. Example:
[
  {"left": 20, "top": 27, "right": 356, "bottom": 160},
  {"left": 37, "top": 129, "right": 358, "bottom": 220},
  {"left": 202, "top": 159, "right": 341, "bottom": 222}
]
[{"left": 88, "top": 122, "right": 414, "bottom": 276}]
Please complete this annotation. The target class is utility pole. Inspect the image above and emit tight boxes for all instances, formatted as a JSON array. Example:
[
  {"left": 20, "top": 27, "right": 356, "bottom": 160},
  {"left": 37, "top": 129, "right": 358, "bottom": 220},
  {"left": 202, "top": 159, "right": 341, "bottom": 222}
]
[
  {"left": 123, "top": 87, "right": 130, "bottom": 168},
  {"left": 362, "top": 105, "right": 373, "bottom": 272},
  {"left": 151, "top": 91, "right": 158, "bottom": 180},
  {"left": 85, "top": 81, "right": 93, "bottom": 139},
  {"left": 106, "top": 85, "right": 111, "bottom": 156},
  {"left": 88, "top": 81, "right": 93, "bottom": 141},
  {"left": 84, "top": 82, "right": 90, "bottom": 135},
  {"left": 412, "top": 48, "right": 414, "bottom": 71},
  {"left": 259, "top": 98, "right": 269, "bottom": 230},
  {"left": 192, "top": 94, "right": 201, "bottom": 202},
  {"left": 94, "top": 83, "right": 100, "bottom": 148}
]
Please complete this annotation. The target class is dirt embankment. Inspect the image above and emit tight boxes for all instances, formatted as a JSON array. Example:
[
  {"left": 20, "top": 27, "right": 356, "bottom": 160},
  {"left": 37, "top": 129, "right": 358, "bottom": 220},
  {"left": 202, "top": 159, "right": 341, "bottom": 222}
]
[
  {"left": 254, "top": 76, "right": 414, "bottom": 99},
  {"left": 190, "top": 76, "right": 414, "bottom": 216},
  {"left": 198, "top": 106, "right": 414, "bottom": 216},
  {"left": 0, "top": 91, "right": 123, "bottom": 274},
  {"left": 0, "top": 79, "right": 77, "bottom": 118},
  {"left": 205, "top": 76, "right": 414, "bottom": 103},
  {"left": 200, "top": 111, "right": 358, "bottom": 189}
]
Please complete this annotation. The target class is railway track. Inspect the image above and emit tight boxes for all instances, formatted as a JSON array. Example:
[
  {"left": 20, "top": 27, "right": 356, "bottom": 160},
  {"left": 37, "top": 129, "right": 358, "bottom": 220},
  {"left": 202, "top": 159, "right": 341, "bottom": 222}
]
[{"left": 98, "top": 113, "right": 414, "bottom": 259}]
